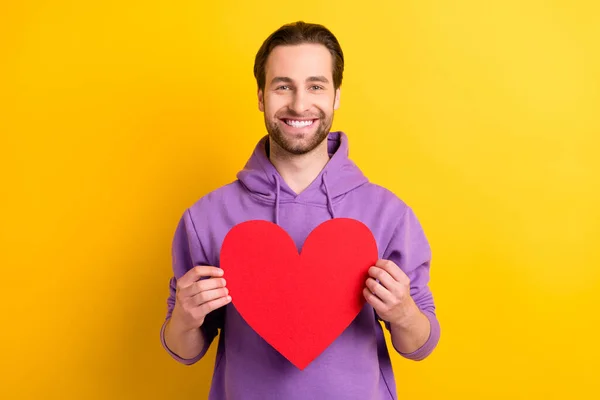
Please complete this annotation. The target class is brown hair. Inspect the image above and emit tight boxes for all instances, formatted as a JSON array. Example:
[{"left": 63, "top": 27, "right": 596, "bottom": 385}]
[{"left": 253, "top": 21, "right": 344, "bottom": 91}]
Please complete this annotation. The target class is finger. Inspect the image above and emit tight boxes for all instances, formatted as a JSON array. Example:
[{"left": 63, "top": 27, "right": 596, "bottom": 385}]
[
  {"left": 363, "top": 287, "right": 386, "bottom": 311},
  {"left": 375, "top": 259, "right": 407, "bottom": 283},
  {"left": 181, "top": 277, "right": 227, "bottom": 298},
  {"left": 199, "top": 294, "right": 232, "bottom": 316},
  {"left": 178, "top": 266, "right": 224, "bottom": 288},
  {"left": 365, "top": 277, "right": 394, "bottom": 304},
  {"left": 368, "top": 266, "right": 397, "bottom": 292},
  {"left": 192, "top": 287, "right": 230, "bottom": 306}
]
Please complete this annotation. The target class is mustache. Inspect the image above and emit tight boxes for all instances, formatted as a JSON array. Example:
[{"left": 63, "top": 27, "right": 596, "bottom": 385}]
[{"left": 277, "top": 110, "right": 325, "bottom": 119}]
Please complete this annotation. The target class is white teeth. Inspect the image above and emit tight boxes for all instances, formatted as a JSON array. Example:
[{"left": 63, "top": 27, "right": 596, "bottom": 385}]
[{"left": 285, "top": 119, "right": 314, "bottom": 128}]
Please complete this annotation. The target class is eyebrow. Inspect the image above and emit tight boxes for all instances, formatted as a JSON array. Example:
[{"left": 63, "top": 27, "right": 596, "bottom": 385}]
[{"left": 270, "top": 76, "right": 330, "bottom": 85}]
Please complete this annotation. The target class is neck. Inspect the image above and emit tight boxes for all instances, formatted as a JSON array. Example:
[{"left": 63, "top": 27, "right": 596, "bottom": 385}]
[{"left": 268, "top": 137, "right": 330, "bottom": 195}]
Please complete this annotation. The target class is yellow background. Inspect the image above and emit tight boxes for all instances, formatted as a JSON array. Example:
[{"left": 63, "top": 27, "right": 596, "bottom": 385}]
[{"left": 2, "top": 1, "right": 599, "bottom": 399}]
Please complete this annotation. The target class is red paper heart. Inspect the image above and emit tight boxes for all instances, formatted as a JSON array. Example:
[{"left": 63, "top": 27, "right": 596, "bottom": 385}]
[{"left": 220, "top": 218, "right": 378, "bottom": 370}]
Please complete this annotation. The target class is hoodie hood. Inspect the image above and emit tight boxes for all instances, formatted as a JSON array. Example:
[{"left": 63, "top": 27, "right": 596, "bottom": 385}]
[{"left": 237, "top": 131, "right": 369, "bottom": 225}]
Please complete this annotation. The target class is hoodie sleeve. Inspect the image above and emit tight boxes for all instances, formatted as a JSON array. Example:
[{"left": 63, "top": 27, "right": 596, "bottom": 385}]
[
  {"left": 380, "top": 206, "right": 441, "bottom": 361},
  {"left": 160, "top": 208, "right": 222, "bottom": 365}
]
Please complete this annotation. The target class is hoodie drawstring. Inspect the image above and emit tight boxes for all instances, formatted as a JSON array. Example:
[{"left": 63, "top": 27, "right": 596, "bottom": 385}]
[
  {"left": 272, "top": 172, "right": 335, "bottom": 226},
  {"left": 274, "top": 174, "right": 281, "bottom": 226},
  {"left": 322, "top": 171, "right": 336, "bottom": 219}
]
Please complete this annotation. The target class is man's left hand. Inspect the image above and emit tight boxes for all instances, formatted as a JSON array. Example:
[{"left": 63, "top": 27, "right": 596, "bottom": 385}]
[{"left": 363, "top": 259, "right": 419, "bottom": 326}]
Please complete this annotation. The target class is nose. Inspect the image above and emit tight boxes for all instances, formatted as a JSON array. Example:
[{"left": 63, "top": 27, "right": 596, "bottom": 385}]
[{"left": 290, "top": 90, "right": 309, "bottom": 114}]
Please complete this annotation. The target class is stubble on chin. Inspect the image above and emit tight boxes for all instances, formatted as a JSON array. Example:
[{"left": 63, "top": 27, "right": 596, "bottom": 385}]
[{"left": 266, "top": 114, "right": 333, "bottom": 156}]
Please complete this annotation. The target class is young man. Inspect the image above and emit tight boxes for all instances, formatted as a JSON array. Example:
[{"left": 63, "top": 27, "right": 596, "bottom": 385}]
[{"left": 161, "top": 21, "right": 440, "bottom": 400}]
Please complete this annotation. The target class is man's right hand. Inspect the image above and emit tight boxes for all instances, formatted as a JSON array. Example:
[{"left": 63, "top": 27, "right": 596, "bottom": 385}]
[{"left": 170, "top": 266, "right": 231, "bottom": 332}]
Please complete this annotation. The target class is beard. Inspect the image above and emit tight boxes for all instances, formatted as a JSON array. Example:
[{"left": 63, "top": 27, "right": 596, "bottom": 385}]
[{"left": 265, "top": 108, "right": 334, "bottom": 156}]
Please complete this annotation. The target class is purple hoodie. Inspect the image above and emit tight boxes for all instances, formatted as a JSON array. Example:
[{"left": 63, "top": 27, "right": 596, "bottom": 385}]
[{"left": 160, "top": 131, "right": 440, "bottom": 399}]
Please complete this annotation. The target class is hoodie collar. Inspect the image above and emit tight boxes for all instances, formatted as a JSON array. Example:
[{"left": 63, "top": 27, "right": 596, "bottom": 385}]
[{"left": 237, "top": 131, "right": 369, "bottom": 225}]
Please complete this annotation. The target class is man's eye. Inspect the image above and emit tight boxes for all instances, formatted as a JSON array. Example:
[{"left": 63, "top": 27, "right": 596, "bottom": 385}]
[
  {"left": 310, "top": 85, "right": 324, "bottom": 90},
  {"left": 277, "top": 85, "right": 291, "bottom": 90}
]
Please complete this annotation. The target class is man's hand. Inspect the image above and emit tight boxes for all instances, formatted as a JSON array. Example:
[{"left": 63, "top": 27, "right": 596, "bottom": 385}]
[
  {"left": 363, "top": 259, "right": 419, "bottom": 326},
  {"left": 171, "top": 266, "right": 231, "bottom": 332}
]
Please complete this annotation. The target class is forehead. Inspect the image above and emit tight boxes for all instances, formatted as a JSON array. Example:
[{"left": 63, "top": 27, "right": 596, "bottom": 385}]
[{"left": 265, "top": 43, "right": 333, "bottom": 81}]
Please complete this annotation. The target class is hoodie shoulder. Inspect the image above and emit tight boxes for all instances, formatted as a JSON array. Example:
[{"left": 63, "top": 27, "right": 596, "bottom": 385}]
[
  {"left": 358, "top": 182, "right": 411, "bottom": 212},
  {"left": 187, "top": 180, "right": 242, "bottom": 215}
]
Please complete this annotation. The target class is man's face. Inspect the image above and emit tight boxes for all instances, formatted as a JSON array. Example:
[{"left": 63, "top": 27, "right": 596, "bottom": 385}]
[{"left": 258, "top": 43, "right": 341, "bottom": 156}]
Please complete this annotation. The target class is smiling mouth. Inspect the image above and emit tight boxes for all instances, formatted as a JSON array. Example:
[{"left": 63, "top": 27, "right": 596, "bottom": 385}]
[{"left": 280, "top": 118, "right": 318, "bottom": 128}]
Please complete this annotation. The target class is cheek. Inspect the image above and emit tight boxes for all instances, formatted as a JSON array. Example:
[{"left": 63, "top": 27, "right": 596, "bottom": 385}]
[
  {"left": 315, "top": 96, "right": 335, "bottom": 112},
  {"left": 264, "top": 96, "right": 286, "bottom": 117}
]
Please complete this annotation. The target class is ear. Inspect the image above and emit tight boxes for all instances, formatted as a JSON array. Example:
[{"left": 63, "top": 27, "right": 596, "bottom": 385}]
[
  {"left": 333, "top": 87, "right": 341, "bottom": 110},
  {"left": 258, "top": 88, "right": 265, "bottom": 112}
]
